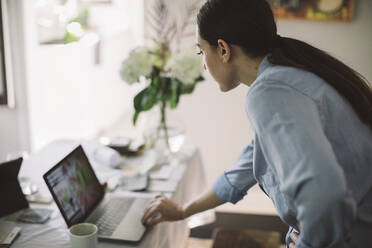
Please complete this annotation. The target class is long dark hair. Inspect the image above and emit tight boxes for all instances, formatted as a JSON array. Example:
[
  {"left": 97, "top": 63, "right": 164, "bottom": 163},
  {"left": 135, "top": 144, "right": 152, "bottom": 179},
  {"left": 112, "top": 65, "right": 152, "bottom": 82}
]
[{"left": 197, "top": 0, "right": 372, "bottom": 130}]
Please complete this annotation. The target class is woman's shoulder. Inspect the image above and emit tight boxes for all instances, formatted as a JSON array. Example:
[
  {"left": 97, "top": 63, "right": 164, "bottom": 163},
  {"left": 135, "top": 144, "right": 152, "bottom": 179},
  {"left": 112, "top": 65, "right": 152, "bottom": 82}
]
[{"left": 248, "top": 62, "right": 329, "bottom": 103}]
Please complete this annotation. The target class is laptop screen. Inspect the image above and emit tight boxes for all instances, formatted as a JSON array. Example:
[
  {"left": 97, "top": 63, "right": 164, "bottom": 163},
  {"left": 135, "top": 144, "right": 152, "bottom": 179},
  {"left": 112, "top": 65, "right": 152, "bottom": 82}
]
[{"left": 43, "top": 145, "right": 104, "bottom": 227}]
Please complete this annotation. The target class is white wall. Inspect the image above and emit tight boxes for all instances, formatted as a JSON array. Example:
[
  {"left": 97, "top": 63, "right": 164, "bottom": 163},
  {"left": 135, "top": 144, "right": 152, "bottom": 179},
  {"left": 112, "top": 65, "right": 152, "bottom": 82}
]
[
  {"left": 0, "top": 0, "right": 31, "bottom": 160},
  {"left": 167, "top": 0, "right": 372, "bottom": 213}
]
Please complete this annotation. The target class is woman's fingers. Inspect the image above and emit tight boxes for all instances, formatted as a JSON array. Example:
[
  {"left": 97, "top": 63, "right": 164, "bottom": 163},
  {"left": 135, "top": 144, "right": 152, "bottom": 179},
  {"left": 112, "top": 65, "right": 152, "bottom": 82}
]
[
  {"left": 147, "top": 198, "right": 158, "bottom": 206},
  {"left": 147, "top": 214, "right": 163, "bottom": 227},
  {"left": 141, "top": 205, "right": 160, "bottom": 224},
  {"left": 142, "top": 196, "right": 164, "bottom": 224},
  {"left": 142, "top": 195, "right": 164, "bottom": 220},
  {"left": 141, "top": 194, "right": 182, "bottom": 226},
  {"left": 155, "top": 194, "right": 164, "bottom": 199},
  {"left": 142, "top": 201, "right": 156, "bottom": 219},
  {"left": 289, "top": 243, "right": 296, "bottom": 248}
]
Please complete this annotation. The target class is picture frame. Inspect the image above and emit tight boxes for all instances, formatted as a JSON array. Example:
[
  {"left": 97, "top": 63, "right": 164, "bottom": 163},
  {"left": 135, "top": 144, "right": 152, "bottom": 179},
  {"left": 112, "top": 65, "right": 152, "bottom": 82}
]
[
  {"left": 268, "top": 0, "right": 355, "bottom": 22},
  {"left": 0, "top": 0, "right": 14, "bottom": 107}
]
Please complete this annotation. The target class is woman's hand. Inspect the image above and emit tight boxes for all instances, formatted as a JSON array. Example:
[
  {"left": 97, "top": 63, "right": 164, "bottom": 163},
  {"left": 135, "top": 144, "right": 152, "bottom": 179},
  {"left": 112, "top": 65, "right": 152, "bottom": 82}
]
[
  {"left": 141, "top": 194, "right": 184, "bottom": 227},
  {"left": 289, "top": 232, "right": 299, "bottom": 248}
]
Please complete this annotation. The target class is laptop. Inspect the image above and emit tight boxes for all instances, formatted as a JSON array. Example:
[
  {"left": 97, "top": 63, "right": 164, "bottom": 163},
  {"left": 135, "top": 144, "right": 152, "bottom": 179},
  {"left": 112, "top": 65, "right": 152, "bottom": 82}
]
[{"left": 43, "top": 145, "right": 151, "bottom": 242}]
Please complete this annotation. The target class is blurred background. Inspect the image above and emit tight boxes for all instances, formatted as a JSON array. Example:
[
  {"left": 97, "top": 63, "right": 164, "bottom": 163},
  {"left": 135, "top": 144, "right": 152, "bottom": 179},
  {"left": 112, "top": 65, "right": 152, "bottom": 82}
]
[{"left": 0, "top": 0, "right": 371, "bottom": 215}]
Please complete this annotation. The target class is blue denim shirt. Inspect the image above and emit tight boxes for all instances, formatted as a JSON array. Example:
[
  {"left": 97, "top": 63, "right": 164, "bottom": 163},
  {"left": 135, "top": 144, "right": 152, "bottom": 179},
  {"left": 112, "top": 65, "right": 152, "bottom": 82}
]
[{"left": 213, "top": 57, "right": 372, "bottom": 248}]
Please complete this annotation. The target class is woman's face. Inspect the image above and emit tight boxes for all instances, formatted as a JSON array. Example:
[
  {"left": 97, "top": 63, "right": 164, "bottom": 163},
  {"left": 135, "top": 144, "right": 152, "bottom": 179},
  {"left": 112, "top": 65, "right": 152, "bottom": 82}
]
[{"left": 196, "top": 29, "right": 239, "bottom": 92}]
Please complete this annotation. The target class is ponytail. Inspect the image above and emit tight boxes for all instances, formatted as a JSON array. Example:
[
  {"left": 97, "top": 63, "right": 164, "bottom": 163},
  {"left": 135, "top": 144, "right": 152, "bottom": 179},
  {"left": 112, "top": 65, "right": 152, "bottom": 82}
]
[{"left": 268, "top": 36, "right": 372, "bottom": 130}]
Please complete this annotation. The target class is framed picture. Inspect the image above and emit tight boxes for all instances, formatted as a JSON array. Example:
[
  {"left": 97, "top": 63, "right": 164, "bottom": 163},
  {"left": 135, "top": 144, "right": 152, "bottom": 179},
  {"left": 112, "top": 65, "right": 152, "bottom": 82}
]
[
  {"left": 267, "top": 0, "right": 355, "bottom": 22},
  {"left": 0, "top": 0, "right": 14, "bottom": 107}
]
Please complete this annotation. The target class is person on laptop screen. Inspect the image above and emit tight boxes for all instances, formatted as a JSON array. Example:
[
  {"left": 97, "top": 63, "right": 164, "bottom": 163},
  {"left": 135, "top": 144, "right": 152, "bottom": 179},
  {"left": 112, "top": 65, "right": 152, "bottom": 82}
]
[
  {"left": 46, "top": 151, "right": 102, "bottom": 223},
  {"left": 141, "top": 0, "right": 372, "bottom": 248}
]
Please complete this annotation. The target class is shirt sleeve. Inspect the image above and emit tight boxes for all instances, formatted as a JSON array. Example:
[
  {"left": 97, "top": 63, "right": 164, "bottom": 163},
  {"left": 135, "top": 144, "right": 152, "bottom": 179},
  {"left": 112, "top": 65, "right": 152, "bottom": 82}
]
[
  {"left": 213, "top": 139, "right": 257, "bottom": 204},
  {"left": 246, "top": 81, "right": 357, "bottom": 248}
]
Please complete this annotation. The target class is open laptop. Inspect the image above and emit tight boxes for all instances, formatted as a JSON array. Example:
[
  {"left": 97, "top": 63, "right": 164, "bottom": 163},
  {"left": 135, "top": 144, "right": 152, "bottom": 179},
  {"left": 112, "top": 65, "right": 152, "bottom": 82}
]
[{"left": 43, "top": 145, "right": 151, "bottom": 242}]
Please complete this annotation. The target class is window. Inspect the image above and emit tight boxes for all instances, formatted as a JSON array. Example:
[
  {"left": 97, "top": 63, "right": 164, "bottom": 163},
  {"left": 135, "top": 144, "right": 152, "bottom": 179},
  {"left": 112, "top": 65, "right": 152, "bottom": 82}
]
[{"left": 0, "top": 0, "right": 14, "bottom": 107}]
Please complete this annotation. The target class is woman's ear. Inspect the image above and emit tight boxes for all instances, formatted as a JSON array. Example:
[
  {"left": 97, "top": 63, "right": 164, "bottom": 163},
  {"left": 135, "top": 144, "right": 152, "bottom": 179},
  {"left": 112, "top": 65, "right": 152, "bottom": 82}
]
[{"left": 217, "top": 39, "right": 231, "bottom": 63}]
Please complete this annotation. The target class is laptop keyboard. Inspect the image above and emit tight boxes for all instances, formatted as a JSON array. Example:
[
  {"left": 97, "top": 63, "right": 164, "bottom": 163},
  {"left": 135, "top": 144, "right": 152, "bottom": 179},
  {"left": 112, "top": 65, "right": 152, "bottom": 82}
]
[{"left": 89, "top": 197, "right": 135, "bottom": 237}]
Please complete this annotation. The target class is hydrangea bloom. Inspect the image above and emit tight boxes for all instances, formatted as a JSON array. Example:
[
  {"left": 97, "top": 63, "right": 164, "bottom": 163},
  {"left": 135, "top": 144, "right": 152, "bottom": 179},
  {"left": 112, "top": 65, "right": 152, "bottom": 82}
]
[
  {"left": 120, "top": 47, "right": 155, "bottom": 84},
  {"left": 166, "top": 47, "right": 203, "bottom": 85}
]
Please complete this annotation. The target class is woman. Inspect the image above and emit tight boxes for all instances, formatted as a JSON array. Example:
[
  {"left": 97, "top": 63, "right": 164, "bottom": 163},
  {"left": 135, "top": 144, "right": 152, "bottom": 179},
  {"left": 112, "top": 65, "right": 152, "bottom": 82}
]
[{"left": 141, "top": 0, "right": 372, "bottom": 247}]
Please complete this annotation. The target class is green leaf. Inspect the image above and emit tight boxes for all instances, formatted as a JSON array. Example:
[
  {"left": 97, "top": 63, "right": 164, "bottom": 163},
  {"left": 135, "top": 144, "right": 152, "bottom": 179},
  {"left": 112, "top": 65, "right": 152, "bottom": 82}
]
[
  {"left": 180, "top": 83, "right": 195, "bottom": 94},
  {"left": 132, "top": 73, "right": 204, "bottom": 125},
  {"left": 151, "top": 74, "right": 159, "bottom": 88},
  {"left": 180, "top": 76, "right": 204, "bottom": 95},
  {"left": 170, "top": 79, "right": 181, "bottom": 108},
  {"left": 132, "top": 87, "right": 158, "bottom": 125},
  {"left": 133, "top": 111, "right": 140, "bottom": 125},
  {"left": 158, "top": 77, "right": 170, "bottom": 102},
  {"left": 195, "top": 75, "right": 205, "bottom": 83},
  {"left": 64, "top": 32, "right": 80, "bottom": 43}
]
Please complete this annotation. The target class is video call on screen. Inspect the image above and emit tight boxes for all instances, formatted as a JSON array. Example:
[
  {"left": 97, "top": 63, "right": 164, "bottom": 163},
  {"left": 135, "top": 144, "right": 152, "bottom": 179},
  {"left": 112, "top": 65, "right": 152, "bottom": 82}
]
[{"left": 46, "top": 148, "right": 102, "bottom": 223}]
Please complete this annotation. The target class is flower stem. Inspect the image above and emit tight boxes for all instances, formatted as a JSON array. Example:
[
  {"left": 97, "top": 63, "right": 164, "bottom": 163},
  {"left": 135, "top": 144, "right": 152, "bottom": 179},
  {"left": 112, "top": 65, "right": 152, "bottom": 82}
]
[{"left": 160, "top": 100, "right": 170, "bottom": 148}]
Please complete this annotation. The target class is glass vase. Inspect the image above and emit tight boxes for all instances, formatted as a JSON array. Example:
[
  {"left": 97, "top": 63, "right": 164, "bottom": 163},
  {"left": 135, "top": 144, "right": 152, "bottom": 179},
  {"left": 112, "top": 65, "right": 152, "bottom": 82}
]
[
  {"left": 144, "top": 126, "right": 185, "bottom": 156},
  {"left": 143, "top": 103, "right": 185, "bottom": 164}
]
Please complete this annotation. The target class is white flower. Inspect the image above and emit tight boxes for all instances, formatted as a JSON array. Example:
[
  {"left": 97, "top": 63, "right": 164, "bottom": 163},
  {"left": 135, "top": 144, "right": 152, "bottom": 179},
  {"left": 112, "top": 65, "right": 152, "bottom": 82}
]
[
  {"left": 120, "top": 47, "right": 155, "bottom": 84},
  {"left": 166, "top": 46, "right": 203, "bottom": 85}
]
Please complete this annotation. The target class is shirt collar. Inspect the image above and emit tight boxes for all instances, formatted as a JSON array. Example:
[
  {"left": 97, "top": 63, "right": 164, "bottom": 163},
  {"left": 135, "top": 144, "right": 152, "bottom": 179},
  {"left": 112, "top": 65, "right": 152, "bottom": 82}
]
[{"left": 257, "top": 55, "right": 271, "bottom": 77}]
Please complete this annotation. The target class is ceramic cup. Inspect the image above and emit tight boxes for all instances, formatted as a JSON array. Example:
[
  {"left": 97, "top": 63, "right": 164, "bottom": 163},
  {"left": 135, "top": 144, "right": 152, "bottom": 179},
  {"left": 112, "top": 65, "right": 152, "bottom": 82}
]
[{"left": 69, "top": 223, "right": 98, "bottom": 248}]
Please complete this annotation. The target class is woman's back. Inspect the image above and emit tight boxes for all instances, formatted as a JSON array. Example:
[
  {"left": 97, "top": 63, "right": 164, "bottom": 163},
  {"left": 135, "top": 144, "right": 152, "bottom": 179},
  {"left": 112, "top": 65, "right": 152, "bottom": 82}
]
[
  {"left": 255, "top": 58, "right": 372, "bottom": 200},
  {"left": 250, "top": 57, "right": 372, "bottom": 247}
]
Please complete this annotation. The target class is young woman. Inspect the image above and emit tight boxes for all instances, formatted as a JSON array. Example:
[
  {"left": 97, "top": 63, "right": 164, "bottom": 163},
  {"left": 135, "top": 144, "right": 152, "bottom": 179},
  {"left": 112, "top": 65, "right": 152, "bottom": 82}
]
[{"left": 141, "top": 0, "right": 372, "bottom": 247}]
